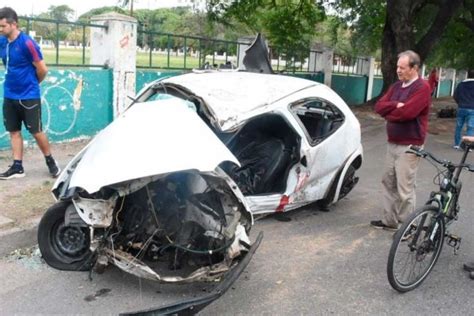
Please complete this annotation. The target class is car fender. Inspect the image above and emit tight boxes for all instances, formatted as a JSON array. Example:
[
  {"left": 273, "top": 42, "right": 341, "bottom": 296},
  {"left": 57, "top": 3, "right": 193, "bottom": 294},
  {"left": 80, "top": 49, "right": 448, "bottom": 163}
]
[{"left": 331, "top": 143, "right": 363, "bottom": 203}]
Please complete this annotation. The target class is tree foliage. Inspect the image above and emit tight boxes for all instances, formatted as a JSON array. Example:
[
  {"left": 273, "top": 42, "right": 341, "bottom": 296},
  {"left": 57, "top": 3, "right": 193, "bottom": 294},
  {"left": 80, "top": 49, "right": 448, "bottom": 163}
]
[
  {"left": 333, "top": 0, "right": 465, "bottom": 91},
  {"left": 32, "top": 5, "right": 76, "bottom": 44},
  {"left": 77, "top": 7, "right": 126, "bottom": 23},
  {"left": 426, "top": 0, "right": 474, "bottom": 69},
  {"left": 44, "top": 5, "right": 75, "bottom": 21},
  {"left": 207, "top": 0, "right": 325, "bottom": 63}
]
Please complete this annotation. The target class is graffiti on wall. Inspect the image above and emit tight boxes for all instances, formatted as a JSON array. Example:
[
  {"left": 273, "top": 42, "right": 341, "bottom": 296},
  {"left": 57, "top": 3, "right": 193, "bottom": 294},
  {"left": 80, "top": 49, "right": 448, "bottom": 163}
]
[{"left": 0, "top": 69, "right": 114, "bottom": 149}]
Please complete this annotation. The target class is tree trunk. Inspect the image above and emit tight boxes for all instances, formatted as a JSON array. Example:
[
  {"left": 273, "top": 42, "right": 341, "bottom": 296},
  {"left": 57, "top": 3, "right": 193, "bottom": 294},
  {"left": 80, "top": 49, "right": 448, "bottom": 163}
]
[
  {"left": 380, "top": 0, "right": 414, "bottom": 92},
  {"left": 379, "top": 0, "right": 463, "bottom": 95}
]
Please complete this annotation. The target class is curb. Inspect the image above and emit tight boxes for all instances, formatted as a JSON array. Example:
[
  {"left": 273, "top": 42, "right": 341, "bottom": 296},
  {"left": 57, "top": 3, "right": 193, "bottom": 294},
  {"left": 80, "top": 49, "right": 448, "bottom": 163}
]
[
  {"left": 0, "top": 120, "right": 384, "bottom": 259},
  {"left": 0, "top": 217, "right": 40, "bottom": 257}
]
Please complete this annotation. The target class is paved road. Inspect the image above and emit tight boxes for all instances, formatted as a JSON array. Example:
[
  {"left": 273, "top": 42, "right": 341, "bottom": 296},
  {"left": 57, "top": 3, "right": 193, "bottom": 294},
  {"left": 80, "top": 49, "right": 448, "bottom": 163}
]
[{"left": 2, "top": 124, "right": 474, "bottom": 315}]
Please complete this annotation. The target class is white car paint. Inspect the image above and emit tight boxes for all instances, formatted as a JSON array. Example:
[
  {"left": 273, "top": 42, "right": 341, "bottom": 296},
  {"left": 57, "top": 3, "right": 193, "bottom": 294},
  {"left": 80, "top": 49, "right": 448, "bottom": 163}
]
[
  {"left": 161, "top": 72, "right": 317, "bottom": 131},
  {"left": 66, "top": 98, "right": 240, "bottom": 194},
  {"left": 57, "top": 71, "right": 362, "bottom": 216}
]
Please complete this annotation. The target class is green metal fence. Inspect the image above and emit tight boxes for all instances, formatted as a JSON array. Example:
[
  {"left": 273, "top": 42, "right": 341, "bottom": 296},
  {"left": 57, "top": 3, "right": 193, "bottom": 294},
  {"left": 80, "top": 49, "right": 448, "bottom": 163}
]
[
  {"left": 136, "top": 28, "right": 246, "bottom": 70},
  {"left": 19, "top": 16, "right": 107, "bottom": 68},
  {"left": 17, "top": 16, "right": 364, "bottom": 76}
]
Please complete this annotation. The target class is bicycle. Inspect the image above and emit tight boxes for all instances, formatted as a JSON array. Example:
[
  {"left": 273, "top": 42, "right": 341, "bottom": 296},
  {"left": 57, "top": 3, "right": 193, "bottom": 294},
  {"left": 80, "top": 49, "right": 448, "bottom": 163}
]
[{"left": 387, "top": 141, "right": 474, "bottom": 292}]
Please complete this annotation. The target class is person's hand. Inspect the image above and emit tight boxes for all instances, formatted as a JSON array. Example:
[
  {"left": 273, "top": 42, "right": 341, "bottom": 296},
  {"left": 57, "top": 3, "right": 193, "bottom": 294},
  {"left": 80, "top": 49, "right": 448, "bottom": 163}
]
[
  {"left": 462, "top": 136, "right": 474, "bottom": 143},
  {"left": 396, "top": 102, "right": 405, "bottom": 108}
]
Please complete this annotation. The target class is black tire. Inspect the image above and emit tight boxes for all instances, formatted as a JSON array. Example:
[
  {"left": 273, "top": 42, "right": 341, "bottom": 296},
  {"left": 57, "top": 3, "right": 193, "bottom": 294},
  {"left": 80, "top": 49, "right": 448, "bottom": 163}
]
[
  {"left": 38, "top": 201, "right": 94, "bottom": 271},
  {"left": 387, "top": 205, "right": 445, "bottom": 292},
  {"left": 319, "top": 164, "right": 358, "bottom": 209},
  {"left": 338, "top": 165, "right": 358, "bottom": 200}
]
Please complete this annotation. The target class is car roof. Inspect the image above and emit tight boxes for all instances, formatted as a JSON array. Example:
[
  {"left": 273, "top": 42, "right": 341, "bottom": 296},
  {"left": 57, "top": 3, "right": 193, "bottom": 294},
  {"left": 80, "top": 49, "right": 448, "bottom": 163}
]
[{"left": 162, "top": 71, "right": 320, "bottom": 130}]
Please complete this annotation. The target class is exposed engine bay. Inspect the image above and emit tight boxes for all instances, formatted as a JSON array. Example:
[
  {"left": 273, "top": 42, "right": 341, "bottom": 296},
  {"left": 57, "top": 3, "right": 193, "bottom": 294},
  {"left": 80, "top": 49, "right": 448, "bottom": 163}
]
[{"left": 40, "top": 170, "right": 253, "bottom": 283}]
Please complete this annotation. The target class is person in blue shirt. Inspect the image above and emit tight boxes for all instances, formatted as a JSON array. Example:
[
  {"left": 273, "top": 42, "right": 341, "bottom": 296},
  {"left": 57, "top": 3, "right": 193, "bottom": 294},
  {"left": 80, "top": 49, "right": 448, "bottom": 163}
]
[
  {"left": 0, "top": 7, "right": 60, "bottom": 179},
  {"left": 453, "top": 69, "right": 474, "bottom": 150}
]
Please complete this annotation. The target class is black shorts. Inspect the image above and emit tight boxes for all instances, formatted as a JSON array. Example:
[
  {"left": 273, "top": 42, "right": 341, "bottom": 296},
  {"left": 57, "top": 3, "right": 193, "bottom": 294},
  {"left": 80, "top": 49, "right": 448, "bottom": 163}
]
[{"left": 3, "top": 98, "right": 43, "bottom": 134}]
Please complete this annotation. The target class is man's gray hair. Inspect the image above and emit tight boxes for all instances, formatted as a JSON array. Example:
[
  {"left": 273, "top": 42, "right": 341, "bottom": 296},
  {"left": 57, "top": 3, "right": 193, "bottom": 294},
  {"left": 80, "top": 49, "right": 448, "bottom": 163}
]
[{"left": 398, "top": 50, "right": 421, "bottom": 68}]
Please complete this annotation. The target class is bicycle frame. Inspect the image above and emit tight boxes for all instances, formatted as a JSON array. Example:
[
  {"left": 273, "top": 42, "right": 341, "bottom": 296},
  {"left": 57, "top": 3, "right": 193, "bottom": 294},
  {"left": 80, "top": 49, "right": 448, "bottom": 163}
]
[
  {"left": 409, "top": 145, "right": 472, "bottom": 248},
  {"left": 387, "top": 142, "right": 474, "bottom": 292}
]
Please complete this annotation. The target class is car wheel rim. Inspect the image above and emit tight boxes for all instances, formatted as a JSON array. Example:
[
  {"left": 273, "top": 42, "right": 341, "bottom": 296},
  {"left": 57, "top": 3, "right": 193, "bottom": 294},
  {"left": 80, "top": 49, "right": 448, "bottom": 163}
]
[{"left": 54, "top": 223, "right": 89, "bottom": 257}]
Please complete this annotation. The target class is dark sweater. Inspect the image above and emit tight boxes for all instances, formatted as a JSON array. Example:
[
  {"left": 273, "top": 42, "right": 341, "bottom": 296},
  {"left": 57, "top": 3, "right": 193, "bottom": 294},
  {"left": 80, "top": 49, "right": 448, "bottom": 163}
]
[
  {"left": 375, "top": 77, "right": 431, "bottom": 145},
  {"left": 454, "top": 79, "right": 474, "bottom": 109}
]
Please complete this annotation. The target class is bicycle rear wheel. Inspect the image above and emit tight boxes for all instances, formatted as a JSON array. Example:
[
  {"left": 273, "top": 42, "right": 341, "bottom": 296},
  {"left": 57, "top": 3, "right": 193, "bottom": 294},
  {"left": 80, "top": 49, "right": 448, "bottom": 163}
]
[{"left": 387, "top": 205, "right": 445, "bottom": 292}]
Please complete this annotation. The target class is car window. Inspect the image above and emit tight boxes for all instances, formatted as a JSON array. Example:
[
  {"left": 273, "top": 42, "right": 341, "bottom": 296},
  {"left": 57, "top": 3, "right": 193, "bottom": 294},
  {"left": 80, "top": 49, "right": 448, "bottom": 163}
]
[{"left": 290, "top": 98, "right": 345, "bottom": 145}]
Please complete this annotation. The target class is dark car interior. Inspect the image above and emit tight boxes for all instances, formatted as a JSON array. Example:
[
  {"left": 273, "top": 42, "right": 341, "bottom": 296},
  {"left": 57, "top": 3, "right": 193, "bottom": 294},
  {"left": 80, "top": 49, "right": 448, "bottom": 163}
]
[
  {"left": 218, "top": 114, "right": 301, "bottom": 195},
  {"left": 141, "top": 84, "right": 301, "bottom": 196},
  {"left": 291, "top": 98, "right": 345, "bottom": 145}
]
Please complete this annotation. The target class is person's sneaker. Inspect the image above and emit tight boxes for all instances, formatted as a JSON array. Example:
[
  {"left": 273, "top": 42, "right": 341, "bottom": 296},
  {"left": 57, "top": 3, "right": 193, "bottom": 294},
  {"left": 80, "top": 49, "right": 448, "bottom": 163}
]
[
  {"left": 0, "top": 165, "right": 25, "bottom": 180},
  {"left": 463, "top": 262, "right": 474, "bottom": 272},
  {"left": 370, "top": 220, "right": 398, "bottom": 231},
  {"left": 470, "top": 271, "right": 474, "bottom": 280},
  {"left": 453, "top": 145, "right": 461, "bottom": 150},
  {"left": 46, "top": 157, "right": 61, "bottom": 178}
]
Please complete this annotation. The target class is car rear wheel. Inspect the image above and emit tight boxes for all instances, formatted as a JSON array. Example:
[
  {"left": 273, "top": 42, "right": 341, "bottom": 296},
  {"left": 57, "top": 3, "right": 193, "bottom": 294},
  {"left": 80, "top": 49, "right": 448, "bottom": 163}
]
[
  {"left": 38, "top": 201, "right": 94, "bottom": 271},
  {"left": 318, "top": 164, "right": 358, "bottom": 210},
  {"left": 338, "top": 165, "right": 358, "bottom": 200}
]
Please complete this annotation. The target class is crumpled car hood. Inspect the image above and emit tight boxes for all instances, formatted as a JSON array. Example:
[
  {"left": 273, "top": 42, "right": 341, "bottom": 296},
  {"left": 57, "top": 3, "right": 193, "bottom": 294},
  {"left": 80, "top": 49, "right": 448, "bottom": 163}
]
[{"left": 67, "top": 98, "right": 239, "bottom": 194}]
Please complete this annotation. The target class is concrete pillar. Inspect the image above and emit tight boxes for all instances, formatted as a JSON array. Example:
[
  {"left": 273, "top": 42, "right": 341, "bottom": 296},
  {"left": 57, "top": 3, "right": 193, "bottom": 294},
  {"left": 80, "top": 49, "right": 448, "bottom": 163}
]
[
  {"left": 447, "top": 68, "right": 456, "bottom": 96},
  {"left": 364, "top": 57, "right": 375, "bottom": 101},
  {"left": 458, "top": 69, "right": 468, "bottom": 81},
  {"left": 237, "top": 36, "right": 254, "bottom": 69},
  {"left": 436, "top": 67, "right": 442, "bottom": 98},
  {"left": 307, "top": 50, "right": 321, "bottom": 73},
  {"left": 308, "top": 44, "right": 333, "bottom": 87},
  {"left": 90, "top": 12, "right": 137, "bottom": 117}
]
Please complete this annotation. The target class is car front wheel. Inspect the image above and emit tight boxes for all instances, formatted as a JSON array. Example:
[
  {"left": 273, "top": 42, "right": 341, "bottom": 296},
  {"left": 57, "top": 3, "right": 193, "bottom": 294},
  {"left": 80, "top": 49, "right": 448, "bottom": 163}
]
[{"left": 38, "top": 201, "right": 94, "bottom": 271}]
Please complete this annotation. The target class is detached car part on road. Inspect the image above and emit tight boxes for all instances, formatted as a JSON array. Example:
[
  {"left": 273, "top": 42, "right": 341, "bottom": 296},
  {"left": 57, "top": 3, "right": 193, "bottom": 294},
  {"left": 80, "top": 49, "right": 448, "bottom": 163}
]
[{"left": 37, "top": 71, "right": 362, "bottom": 305}]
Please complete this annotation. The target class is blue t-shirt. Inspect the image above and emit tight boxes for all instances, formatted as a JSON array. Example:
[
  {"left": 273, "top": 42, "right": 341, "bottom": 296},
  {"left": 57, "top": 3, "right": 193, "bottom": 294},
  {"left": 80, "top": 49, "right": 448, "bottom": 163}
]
[{"left": 0, "top": 32, "right": 43, "bottom": 99}]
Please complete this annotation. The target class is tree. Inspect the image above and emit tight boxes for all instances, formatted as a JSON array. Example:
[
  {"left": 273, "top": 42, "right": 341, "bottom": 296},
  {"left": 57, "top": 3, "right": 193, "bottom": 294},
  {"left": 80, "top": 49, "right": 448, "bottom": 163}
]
[
  {"left": 207, "top": 0, "right": 325, "bottom": 68},
  {"left": 425, "top": 0, "right": 474, "bottom": 69},
  {"left": 33, "top": 5, "right": 76, "bottom": 45},
  {"left": 46, "top": 5, "right": 75, "bottom": 21},
  {"left": 77, "top": 6, "right": 126, "bottom": 23},
  {"left": 334, "top": 0, "right": 464, "bottom": 92}
]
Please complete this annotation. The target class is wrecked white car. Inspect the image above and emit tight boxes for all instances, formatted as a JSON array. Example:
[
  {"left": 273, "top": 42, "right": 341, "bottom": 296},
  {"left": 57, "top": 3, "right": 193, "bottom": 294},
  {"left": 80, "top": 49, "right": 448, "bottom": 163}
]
[
  {"left": 151, "top": 71, "right": 363, "bottom": 214},
  {"left": 38, "top": 71, "right": 361, "bottom": 287},
  {"left": 38, "top": 97, "right": 257, "bottom": 284}
]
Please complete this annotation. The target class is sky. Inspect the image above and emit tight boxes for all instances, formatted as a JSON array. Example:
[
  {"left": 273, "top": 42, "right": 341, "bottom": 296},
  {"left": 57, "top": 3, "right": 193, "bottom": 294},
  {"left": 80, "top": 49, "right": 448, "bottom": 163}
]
[{"left": 0, "top": 0, "right": 193, "bottom": 19}]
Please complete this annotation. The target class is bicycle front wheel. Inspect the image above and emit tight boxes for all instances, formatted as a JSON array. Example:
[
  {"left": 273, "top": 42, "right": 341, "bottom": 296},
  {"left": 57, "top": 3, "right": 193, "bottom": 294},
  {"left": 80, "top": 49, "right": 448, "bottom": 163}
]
[{"left": 387, "top": 205, "right": 445, "bottom": 292}]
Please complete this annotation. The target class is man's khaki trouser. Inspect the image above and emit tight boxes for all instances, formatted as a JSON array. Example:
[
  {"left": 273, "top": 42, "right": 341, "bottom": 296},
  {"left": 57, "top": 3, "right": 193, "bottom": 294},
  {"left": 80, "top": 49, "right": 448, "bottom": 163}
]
[{"left": 381, "top": 143, "right": 421, "bottom": 228}]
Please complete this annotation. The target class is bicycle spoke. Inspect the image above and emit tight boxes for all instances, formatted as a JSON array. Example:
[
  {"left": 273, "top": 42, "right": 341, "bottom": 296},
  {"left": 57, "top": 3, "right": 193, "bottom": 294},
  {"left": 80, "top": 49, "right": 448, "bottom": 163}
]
[{"left": 387, "top": 206, "right": 444, "bottom": 292}]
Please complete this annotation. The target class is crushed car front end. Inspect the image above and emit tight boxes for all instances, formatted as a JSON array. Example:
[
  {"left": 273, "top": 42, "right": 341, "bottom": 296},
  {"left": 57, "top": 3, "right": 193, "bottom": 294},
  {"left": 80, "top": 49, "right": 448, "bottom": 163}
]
[{"left": 39, "top": 98, "right": 254, "bottom": 284}]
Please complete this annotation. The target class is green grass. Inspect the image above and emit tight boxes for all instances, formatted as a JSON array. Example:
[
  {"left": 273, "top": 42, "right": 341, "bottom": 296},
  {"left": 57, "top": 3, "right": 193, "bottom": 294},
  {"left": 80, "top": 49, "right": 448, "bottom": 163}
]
[{"left": 42, "top": 47, "right": 214, "bottom": 69}]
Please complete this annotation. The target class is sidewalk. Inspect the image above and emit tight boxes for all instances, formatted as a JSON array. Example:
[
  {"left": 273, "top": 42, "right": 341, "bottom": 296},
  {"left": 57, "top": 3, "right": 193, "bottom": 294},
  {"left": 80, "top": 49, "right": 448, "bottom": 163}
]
[
  {"left": 0, "top": 97, "right": 458, "bottom": 257},
  {"left": 0, "top": 138, "right": 91, "bottom": 256}
]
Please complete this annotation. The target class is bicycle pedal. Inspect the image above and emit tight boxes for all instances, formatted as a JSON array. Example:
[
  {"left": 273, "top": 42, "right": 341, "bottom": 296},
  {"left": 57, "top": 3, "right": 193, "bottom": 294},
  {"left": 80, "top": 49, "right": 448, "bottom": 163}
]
[{"left": 446, "top": 234, "right": 462, "bottom": 253}]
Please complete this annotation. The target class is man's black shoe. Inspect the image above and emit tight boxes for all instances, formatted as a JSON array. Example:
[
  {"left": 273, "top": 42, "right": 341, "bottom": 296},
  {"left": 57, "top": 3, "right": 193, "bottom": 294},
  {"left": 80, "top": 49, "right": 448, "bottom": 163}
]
[
  {"left": 470, "top": 272, "right": 474, "bottom": 280},
  {"left": 0, "top": 165, "right": 25, "bottom": 180},
  {"left": 463, "top": 262, "right": 474, "bottom": 272},
  {"left": 370, "top": 220, "right": 398, "bottom": 231},
  {"left": 46, "top": 157, "right": 61, "bottom": 178}
]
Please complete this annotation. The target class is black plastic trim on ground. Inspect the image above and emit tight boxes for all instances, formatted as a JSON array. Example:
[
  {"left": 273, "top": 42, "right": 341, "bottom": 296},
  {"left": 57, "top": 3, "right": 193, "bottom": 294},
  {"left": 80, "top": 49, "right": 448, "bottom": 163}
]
[{"left": 120, "top": 231, "right": 264, "bottom": 316}]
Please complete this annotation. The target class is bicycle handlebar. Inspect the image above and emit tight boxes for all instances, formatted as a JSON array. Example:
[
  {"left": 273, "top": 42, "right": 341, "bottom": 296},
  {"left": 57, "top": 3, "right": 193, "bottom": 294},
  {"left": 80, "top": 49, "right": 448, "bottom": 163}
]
[{"left": 406, "top": 145, "right": 474, "bottom": 172}]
